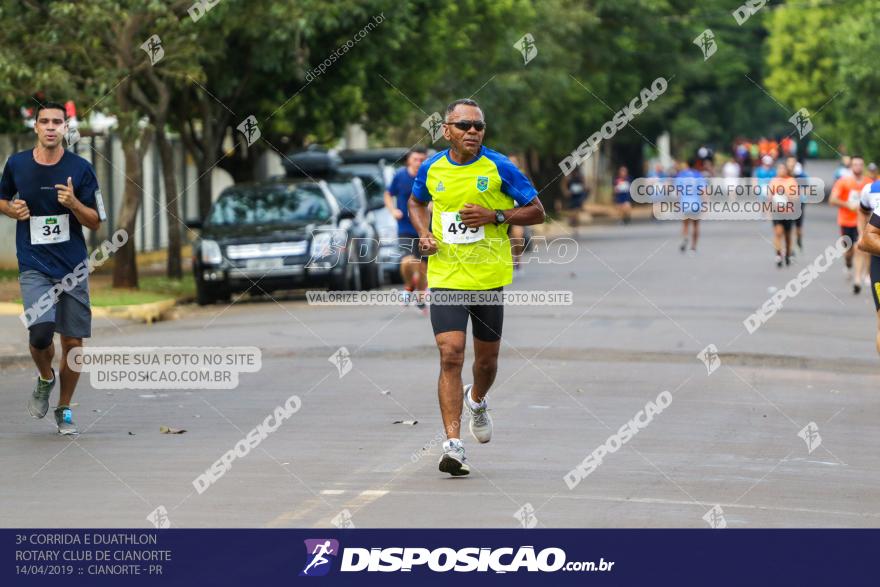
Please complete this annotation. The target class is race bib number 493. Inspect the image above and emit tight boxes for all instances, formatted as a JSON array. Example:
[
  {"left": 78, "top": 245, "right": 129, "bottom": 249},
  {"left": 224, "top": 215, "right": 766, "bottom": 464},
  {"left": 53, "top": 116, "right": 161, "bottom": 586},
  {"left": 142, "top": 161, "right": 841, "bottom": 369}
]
[
  {"left": 441, "top": 211, "right": 484, "bottom": 244},
  {"left": 30, "top": 214, "right": 70, "bottom": 245}
]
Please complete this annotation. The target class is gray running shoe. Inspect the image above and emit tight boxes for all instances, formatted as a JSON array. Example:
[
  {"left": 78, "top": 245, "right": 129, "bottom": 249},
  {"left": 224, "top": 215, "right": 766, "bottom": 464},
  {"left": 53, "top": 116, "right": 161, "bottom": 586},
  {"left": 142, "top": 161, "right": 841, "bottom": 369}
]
[
  {"left": 54, "top": 407, "right": 79, "bottom": 436},
  {"left": 463, "top": 383, "right": 493, "bottom": 443},
  {"left": 27, "top": 369, "right": 56, "bottom": 419},
  {"left": 438, "top": 439, "right": 470, "bottom": 476}
]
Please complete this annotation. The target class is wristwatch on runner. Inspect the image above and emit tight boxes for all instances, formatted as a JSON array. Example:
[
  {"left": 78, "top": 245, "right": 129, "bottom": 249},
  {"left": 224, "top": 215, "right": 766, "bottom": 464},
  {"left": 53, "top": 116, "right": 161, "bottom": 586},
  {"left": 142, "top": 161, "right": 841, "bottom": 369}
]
[{"left": 494, "top": 209, "right": 506, "bottom": 224}]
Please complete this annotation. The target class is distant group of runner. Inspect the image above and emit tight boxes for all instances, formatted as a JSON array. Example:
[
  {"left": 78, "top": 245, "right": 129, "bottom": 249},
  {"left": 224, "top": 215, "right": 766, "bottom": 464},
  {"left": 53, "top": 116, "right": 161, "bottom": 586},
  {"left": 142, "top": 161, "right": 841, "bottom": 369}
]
[{"left": 602, "top": 140, "right": 880, "bottom": 357}]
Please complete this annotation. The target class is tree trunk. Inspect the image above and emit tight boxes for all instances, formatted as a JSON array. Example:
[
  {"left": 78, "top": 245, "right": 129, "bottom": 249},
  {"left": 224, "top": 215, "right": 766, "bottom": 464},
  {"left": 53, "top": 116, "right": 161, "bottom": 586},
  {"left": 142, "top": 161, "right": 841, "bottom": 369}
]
[
  {"left": 218, "top": 145, "right": 257, "bottom": 184},
  {"left": 156, "top": 127, "right": 182, "bottom": 278},
  {"left": 177, "top": 106, "right": 221, "bottom": 220},
  {"left": 196, "top": 112, "right": 218, "bottom": 219},
  {"left": 112, "top": 136, "right": 144, "bottom": 288},
  {"left": 197, "top": 166, "right": 213, "bottom": 219}
]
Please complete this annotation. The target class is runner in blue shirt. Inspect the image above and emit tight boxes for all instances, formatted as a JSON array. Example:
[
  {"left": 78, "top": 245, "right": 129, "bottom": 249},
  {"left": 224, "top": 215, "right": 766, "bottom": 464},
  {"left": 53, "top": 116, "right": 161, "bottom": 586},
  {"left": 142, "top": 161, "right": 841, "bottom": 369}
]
[
  {"left": 0, "top": 101, "right": 105, "bottom": 435},
  {"left": 675, "top": 158, "right": 706, "bottom": 255},
  {"left": 754, "top": 155, "right": 776, "bottom": 201},
  {"left": 384, "top": 147, "right": 428, "bottom": 308}
]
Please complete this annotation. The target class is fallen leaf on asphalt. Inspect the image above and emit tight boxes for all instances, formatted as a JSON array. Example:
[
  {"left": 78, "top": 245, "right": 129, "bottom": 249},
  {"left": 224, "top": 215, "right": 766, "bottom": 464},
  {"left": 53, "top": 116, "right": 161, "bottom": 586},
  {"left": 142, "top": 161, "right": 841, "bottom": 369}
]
[
  {"left": 160, "top": 426, "right": 186, "bottom": 434},
  {"left": 392, "top": 420, "right": 418, "bottom": 426}
]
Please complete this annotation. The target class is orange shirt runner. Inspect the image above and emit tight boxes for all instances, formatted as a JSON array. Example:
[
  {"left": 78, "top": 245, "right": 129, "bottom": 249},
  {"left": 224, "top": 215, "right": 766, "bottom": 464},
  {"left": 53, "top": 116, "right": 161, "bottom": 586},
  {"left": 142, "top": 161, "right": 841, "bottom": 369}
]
[{"left": 832, "top": 175, "right": 871, "bottom": 227}]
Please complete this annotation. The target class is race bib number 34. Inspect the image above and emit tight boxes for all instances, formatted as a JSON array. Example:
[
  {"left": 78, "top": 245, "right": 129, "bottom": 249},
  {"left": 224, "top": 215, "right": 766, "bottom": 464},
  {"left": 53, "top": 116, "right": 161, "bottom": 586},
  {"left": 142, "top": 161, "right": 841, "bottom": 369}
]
[
  {"left": 30, "top": 214, "right": 70, "bottom": 245},
  {"left": 441, "top": 211, "right": 484, "bottom": 244}
]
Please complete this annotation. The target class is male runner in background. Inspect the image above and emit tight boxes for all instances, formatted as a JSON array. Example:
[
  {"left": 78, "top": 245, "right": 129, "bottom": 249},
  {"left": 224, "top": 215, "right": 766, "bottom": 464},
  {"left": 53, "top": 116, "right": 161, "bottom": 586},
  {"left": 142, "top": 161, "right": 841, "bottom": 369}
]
[
  {"left": 834, "top": 155, "right": 852, "bottom": 181},
  {"left": 675, "top": 158, "right": 704, "bottom": 255},
  {"left": 613, "top": 166, "right": 632, "bottom": 225},
  {"left": 0, "top": 101, "right": 104, "bottom": 435},
  {"left": 769, "top": 162, "right": 797, "bottom": 267},
  {"left": 385, "top": 147, "right": 429, "bottom": 307},
  {"left": 829, "top": 155, "right": 870, "bottom": 293},
  {"left": 754, "top": 154, "right": 776, "bottom": 202},
  {"left": 785, "top": 155, "right": 807, "bottom": 253},
  {"left": 409, "top": 98, "right": 545, "bottom": 476}
]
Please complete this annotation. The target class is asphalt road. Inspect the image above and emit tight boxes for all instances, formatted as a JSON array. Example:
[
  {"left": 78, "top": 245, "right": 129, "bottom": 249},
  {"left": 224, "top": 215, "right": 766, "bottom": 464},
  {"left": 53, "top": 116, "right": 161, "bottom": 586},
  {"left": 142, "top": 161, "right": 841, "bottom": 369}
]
[{"left": 2, "top": 205, "right": 879, "bottom": 529}]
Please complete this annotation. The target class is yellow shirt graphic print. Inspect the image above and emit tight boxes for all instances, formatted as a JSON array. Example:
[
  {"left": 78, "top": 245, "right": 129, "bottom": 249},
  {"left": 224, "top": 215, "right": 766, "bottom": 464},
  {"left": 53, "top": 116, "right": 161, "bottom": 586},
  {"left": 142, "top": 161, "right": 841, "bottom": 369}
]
[{"left": 411, "top": 146, "right": 538, "bottom": 290}]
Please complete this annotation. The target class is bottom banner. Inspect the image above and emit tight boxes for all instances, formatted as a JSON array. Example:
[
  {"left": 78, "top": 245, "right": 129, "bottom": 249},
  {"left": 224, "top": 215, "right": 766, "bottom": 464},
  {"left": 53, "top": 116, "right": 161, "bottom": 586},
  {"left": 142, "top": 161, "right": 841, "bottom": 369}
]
[{"left": 4, "top": 529, "right": 876, "bottom": 585}]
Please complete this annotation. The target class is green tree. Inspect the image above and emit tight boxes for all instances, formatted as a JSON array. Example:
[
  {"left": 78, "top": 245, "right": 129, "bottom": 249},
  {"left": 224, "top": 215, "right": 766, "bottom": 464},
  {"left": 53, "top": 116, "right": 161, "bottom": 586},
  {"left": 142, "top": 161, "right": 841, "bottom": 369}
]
[
  {"left": 765, "top": 0, "right": 841, "bottom": 147},
  {"left": 831, "top": 2, "right": 880, "bottom": 158},
  {"left": 42, "top": 0, "right": 202, "bottom": 287}
]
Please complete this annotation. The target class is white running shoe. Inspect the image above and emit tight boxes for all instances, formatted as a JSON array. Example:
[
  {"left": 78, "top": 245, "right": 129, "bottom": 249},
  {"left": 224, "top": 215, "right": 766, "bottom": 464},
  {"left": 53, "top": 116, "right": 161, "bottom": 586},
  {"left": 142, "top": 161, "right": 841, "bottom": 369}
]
[
  {"left": 438, "top": 439, "right": 469, "bottom": 476},
  {"left": 463, "top": 384, "right": 493, "bottom": 443}
]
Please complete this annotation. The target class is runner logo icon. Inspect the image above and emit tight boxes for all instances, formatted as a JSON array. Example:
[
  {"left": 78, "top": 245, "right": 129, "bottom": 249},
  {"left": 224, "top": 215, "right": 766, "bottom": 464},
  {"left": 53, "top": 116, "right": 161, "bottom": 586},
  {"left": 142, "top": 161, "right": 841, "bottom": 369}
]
[{"left": 301, "top": 539, "right": 340, "bottom": 577}]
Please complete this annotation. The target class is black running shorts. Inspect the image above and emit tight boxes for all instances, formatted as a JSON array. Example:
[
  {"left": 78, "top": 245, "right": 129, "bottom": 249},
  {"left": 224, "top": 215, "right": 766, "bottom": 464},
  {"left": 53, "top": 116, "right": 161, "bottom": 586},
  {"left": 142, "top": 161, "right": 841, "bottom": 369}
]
[
  {"left": 429, "top": 288, "right": 504, "bottom": 342},
  {"left": 841, "top": 225, "right": 859, "bottom": 245},
  {"left": 773, "top": 219, "right": 793, "bottom": 230}
]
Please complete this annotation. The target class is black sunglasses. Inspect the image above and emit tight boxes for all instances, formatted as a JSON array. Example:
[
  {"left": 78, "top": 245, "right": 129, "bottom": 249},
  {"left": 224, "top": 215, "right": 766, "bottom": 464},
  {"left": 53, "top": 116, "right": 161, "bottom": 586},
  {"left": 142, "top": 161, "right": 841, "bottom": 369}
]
[{"left": 445, "top": 120, "right": 486, "bottom": 132}]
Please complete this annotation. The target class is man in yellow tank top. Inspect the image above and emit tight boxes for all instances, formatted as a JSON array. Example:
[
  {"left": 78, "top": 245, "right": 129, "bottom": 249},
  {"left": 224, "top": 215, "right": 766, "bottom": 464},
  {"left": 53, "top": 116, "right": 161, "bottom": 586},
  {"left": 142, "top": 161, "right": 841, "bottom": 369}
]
[{"left": 408, "top": 98, "right": 546, "bottom": 476}]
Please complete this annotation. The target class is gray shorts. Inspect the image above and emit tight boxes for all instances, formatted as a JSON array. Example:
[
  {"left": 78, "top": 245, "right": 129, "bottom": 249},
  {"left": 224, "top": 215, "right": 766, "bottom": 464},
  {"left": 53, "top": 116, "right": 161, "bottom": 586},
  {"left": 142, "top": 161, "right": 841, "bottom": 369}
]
[{"left": 19, "top": 269, "right": 92, "bottom": 338}]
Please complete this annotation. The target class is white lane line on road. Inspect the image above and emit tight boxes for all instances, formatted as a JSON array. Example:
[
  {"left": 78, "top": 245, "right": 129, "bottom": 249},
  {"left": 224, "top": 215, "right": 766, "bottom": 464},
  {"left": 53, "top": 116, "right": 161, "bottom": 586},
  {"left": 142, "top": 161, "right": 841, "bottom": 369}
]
[
  {"left": 360, "top": 489, "right": 389, "bottom": 496},
  {"left": 351, "top": 489, "right": 880, "bottom": 521},
  {"left": 266, "top": 496, "right": 330, "bottom": 528},
  {"left": 308, "top": 490, "right": 390, "bottom": 528},
  {"left": 321, "top": 489, "right": 346, "bottom": 495},
  {"left": 780, "top": 458, "right": 844, "bottom": 466}
]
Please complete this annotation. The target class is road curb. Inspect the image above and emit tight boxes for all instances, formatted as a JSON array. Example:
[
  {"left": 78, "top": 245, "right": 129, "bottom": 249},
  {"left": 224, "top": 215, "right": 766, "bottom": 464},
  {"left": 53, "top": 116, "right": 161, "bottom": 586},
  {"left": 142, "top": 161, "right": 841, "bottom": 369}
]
[
  {"left": 0, "top": 302, "right": 22, "bottom": 317},
  {"left": 0, "top": 299, "right": 178, "bottom": 324},
  {"left": 93, "top": 299, "right": 178, "bottom": 324}
]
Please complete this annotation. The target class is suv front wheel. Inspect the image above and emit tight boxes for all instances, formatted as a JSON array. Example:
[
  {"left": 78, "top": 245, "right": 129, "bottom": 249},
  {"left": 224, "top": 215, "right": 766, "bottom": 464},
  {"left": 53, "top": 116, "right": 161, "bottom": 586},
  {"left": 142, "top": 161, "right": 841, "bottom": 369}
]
[{"left": 195, "top": 279, "right": 231, "bottom": 306}]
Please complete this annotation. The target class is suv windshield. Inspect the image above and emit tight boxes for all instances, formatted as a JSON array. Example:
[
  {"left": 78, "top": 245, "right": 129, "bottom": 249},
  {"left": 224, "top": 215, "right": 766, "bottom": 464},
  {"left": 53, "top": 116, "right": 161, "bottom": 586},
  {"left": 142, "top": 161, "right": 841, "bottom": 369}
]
[
  {"left": 207, "top": 184, "right": 331, "bottom": 226},
  {"left": 325, "top": 180, "right": 364, "bottom": 215},
  {"left": 359, "top": 175, "right": 385, "bottom": 208},
  {"left": 339, "top": 164, "right": 386, "bottom": 209}
]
